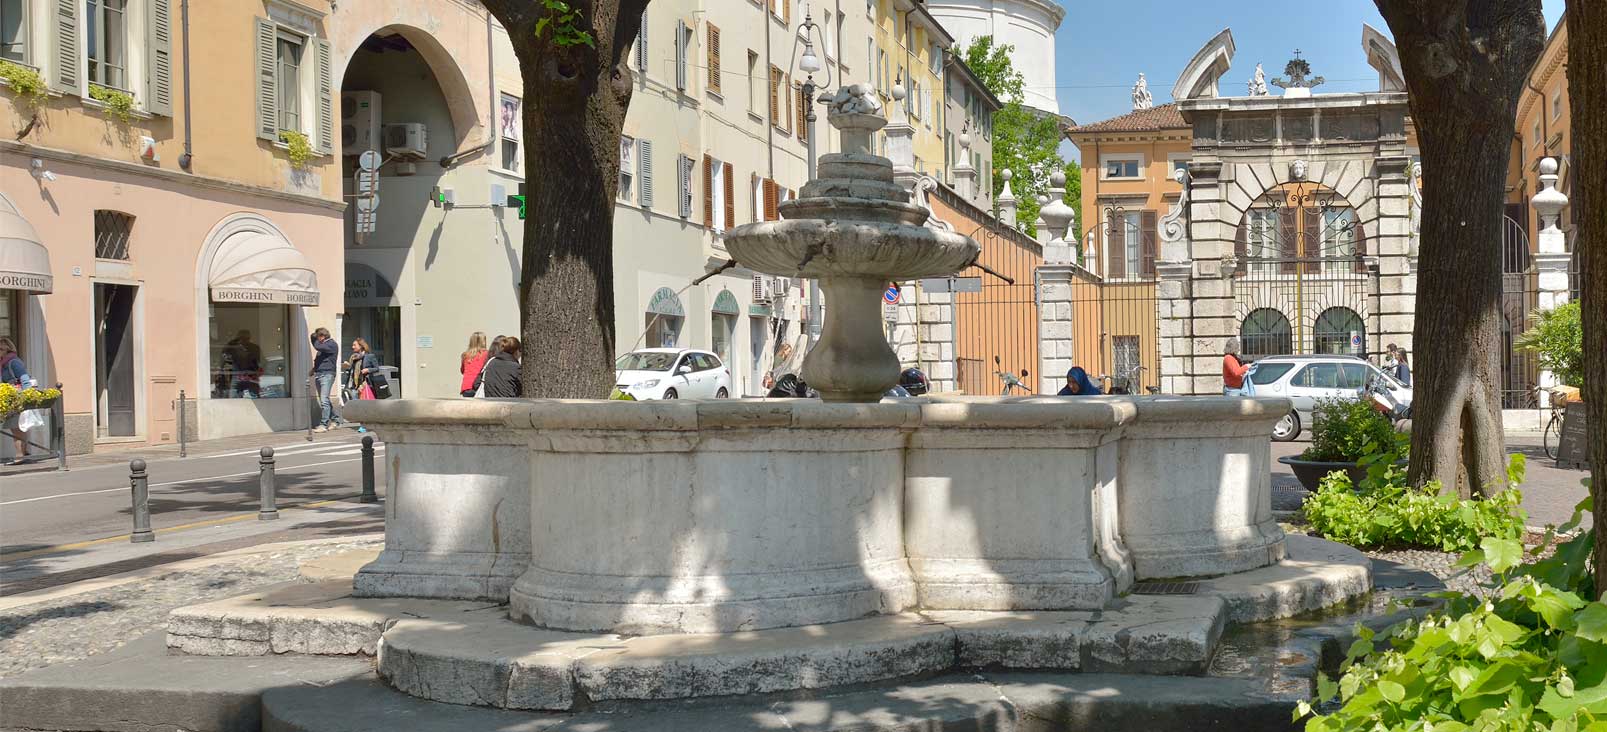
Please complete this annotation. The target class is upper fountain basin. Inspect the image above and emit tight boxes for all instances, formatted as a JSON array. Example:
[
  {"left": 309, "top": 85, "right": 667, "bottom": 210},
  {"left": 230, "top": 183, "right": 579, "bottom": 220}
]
[{"left": 724, "top": 216, "right": 979, "bottom": 280}]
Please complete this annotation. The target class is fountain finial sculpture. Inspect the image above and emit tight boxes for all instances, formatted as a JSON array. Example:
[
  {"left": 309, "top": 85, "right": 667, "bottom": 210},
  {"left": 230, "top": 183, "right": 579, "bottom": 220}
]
[{"left": 725, "top": 86, "right": 980, "bottom": 402}]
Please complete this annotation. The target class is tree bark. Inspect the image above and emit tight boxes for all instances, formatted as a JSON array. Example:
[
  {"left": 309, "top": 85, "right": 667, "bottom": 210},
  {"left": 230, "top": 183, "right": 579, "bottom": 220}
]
[
  {"left": 1565, "top": 0, "right": 1606, "bottom": 599},
  {"left": 1375, "top": 0, "right": 1545, "bottom": 497},
  {"left": 483, "top": 0, "right": 648, "bottom": 399}
]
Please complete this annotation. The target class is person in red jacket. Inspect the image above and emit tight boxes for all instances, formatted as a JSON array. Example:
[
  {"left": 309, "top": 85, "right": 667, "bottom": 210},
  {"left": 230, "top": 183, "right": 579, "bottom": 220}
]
[
  {"left": 459, "top": 331, "right": 491, "bottom": 397},
  {"left": 1222, "top": 337, "right": 1250, "bottom": 394}
]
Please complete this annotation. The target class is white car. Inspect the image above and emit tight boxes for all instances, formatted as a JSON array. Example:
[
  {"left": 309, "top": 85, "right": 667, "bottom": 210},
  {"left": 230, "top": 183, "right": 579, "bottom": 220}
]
[
  {"left": 1238, "top": 354, "right": 1413, "bottom": 441},
  {"left": 615, "top": 348, "right": 734, "bottom": 400}
]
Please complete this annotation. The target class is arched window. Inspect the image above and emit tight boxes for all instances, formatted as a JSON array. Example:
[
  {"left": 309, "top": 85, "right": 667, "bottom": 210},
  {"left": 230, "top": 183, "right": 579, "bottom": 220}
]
[
  {"left": 1313, "top": 307, "right": 1365, "bottom": 356},
  {"left": 645, "top": 287, "right": 685, "bottom": 348},
  {"left": 1240, "top": 308, "right": 1292, "bottom": 359},
  {"left": 710, "top": 290, "right": 740, "bottom": 362}
]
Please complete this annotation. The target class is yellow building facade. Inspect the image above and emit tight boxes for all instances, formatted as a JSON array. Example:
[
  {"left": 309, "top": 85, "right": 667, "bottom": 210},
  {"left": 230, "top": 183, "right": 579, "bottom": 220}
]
[{"left": 869, "top": 0, "right": 947, "bottom": 176}]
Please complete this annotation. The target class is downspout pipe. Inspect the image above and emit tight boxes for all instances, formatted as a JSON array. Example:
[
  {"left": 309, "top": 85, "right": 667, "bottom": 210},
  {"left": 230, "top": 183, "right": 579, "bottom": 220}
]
[{"left": 178, "top": 0, "right": 193, "bottom": 170}]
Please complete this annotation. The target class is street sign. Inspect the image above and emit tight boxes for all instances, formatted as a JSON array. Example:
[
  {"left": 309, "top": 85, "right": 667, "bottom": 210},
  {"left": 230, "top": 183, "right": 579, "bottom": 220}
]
[
  {"left": 506, "top": 182, "right": 527, "bottom": 220},
  {"left": 919, "top": 276, "right": 982, "bottom": 294},
  {"left": 883, "top": 284, "right": 901, "bottom": 304},
  {"left": 882, "top": 302, "right": 900, "bottom": 322},
  {"left": 1350, "top": 331, "right": 1363, "bottom": 350},
  {"left": 353, "top": 163, "right": 380, "bottom": 235},
  {"left": 358, "top": 150, "right": 382, "bottom": 171}
]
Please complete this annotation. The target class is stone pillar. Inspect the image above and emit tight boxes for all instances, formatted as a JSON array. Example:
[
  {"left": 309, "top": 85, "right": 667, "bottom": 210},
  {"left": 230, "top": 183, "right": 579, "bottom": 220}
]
[
  {"left": 1371, "top": 155, "right": 1417, "bottom": 358},
  {"left": 1039, "top": 172, "right": 1076, "bottom": 264},
  {"left": 892, "top": 283, "right": 957, "bottom": 393},
  {"left": 997, "top": 169, "right": 1017, "bottom": 228},
  {"left": 1037, "top": 264, "right": 1077, "bottom": 393},
  {"left": 1531, "top": 157, "right": 1571, "bottom": 403},
  {"left": 1181, "top": 161, "right": 1230, "bottom": 395},
  {"left": 884, "top": 84, "right": 918, "bottom": 192}
]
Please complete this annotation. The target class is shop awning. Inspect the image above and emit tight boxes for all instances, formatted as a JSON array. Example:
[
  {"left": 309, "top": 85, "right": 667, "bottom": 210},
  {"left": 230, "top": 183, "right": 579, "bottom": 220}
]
[
  {"left": 208, "top": 231, "right": 321, "bottom": 306},
  {"left": 0, "top": 194, "right": 52, "bottom": 294}
]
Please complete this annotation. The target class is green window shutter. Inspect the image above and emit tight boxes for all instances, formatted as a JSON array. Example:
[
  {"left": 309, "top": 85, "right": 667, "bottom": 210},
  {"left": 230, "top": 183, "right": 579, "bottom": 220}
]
[
  {"left": 315, "top": 38, "right": 334, "bottom": 154},
  {"left": 254, "top": 17, "right": 278, "bottom": 141},
  {"left": 52, "top": 0, "right": 80, "bottom": 93},
  {"left": 145, "top": 0, "right": 174, "bottom": 116}
]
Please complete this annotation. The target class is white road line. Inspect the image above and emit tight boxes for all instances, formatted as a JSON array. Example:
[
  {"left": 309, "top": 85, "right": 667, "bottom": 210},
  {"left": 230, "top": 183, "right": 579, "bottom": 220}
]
[{"left": 0, "top": 458, "right": 364, "bottom": 505}]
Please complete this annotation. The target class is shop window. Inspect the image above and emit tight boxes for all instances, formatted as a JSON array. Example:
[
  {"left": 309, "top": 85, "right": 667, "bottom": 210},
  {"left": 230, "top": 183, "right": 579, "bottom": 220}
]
[
  {"left": 0, "top": 289, "right": 19, "bottom": 345},
  {"left": 94, "top": 210, "right": 135, "bottom": 260},
  {"left": 209, "top": 304, "right": 290, "bottom": 399}
]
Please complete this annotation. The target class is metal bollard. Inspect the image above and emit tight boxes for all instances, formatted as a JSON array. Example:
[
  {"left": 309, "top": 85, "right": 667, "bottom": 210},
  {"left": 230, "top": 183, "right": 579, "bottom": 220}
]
[
  {"left": 359, "top": 436, "right": 378, "bottom": 503},
  {"left": 130, "top": 459, "right": 154, "bottom": 543},
  {"left": 258, "top": 447, "right": 279, "bottom": 521},
  {"left": 306, "top": 376, "right": 316, "bottom": 442},
  {"left": 176, "top": 389, "right": 188, "bottom": 458}
]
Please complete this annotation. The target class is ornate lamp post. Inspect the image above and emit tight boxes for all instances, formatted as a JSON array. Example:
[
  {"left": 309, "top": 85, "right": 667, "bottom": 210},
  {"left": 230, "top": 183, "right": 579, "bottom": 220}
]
[{"left": 791, "top": 8, "right": 833, "bottom": 348}]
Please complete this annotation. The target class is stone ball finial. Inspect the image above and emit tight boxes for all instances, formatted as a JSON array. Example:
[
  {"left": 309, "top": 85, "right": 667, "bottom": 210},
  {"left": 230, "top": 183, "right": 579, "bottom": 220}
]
[
  {"left": 891, "top": 83, "right": 906, "bottom": 102},
  {"left": 1001, "top": 168, "right": 1013, "bottom": 181},
  {"left": 827, "top": 84, "right": 887, "bottom": 154},
  {"left": 1539, "top": 157, "right": 1558, "bottom": 176},
  {"left": 1050, "top": 171, "right": 1066, "bottom": 188}
]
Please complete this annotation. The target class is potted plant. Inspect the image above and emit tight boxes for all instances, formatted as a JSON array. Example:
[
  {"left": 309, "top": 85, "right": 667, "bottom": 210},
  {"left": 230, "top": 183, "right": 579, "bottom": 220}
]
[{"left": 1277, "top": 397, "right": 1401, "bottom": 491}]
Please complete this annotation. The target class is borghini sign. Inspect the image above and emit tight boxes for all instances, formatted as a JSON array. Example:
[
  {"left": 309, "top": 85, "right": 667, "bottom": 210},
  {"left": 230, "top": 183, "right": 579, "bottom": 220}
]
[
  {"left": 0, "top": 272, "right": 53, "bottom": 294},
  {"left": 211, "top": 288, "right": 320, "bottom": 306}
]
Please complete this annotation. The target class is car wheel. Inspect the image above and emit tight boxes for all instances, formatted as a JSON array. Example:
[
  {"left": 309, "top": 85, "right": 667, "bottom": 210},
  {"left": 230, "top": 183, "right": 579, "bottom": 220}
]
[
  {"left": 716, "top": 387, "right": 729, "bottom": 399},
  {"left": 1271, "top": 411, "right": 1300, "bottom": 442},
  {"left": 663, "top": 389, "right": 678, "bottom": 400}
]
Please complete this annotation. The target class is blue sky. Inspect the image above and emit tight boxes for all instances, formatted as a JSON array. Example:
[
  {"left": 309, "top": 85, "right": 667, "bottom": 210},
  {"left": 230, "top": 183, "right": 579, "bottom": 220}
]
[{"left": 1049, "top": 1, "right": 1567, "bottom": 161}]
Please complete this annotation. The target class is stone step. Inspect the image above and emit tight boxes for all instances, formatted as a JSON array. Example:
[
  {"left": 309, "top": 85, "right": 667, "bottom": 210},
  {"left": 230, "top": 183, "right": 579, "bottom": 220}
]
[{"left": 262, "top": 669, "right": 1302, "bottom": 732}]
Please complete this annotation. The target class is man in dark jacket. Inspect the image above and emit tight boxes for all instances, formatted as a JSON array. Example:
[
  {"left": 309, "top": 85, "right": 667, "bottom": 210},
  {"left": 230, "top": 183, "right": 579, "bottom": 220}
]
[
  {"left": 480, "top": 337, "right": 523, "bottom": 397},
  {"left": 309, "top": 327, "right": 343, "bottom": 431}
]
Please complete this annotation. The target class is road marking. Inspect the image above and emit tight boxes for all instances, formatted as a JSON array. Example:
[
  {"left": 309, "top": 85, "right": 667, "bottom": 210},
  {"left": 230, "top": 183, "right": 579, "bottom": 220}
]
[
  {"left": 0, "top": 496, "right": 370, "bottom": 562},
  {"left": 0, "top": 457, "right": 365, "bottom": 505}
]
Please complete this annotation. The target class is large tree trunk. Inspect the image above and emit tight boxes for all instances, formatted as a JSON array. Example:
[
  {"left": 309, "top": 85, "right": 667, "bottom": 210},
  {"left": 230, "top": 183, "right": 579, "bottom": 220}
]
[
  {"left": 1566, "top": 0, "right": 1606, "bottom": 599},
  {"left": 1375, "top": 0, "right": 1545, "bottom": 497},
  {"left": 483, "top": 0, "right": 647, "bottom": 399}
]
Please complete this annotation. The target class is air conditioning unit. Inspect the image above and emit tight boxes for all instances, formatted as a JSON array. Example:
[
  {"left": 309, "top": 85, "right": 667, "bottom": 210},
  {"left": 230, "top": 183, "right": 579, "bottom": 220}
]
[
  {"left": 752, "top": 274, "right": 772, "bottom": 303},
  {"left": 383, "top": 123, "right": 428, "bottom": 159},
  {"left": 341, "top": 90, "right": 382, "bottom": 156}
]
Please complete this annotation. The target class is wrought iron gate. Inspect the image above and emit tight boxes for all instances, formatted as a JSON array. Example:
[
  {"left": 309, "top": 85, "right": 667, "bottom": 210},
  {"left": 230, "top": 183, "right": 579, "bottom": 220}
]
[
  {"left": 1064, "top": 211, "right": 1159, "bottom": 394},
  {"left": 953, "top": 222, "right": 1040, "bottom": 395}
]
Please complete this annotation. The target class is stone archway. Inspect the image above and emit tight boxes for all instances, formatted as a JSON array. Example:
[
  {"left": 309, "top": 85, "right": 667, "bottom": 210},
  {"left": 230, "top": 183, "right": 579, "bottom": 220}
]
[{"left": 328, "top": 16, "right": 488, "bottom": 148}]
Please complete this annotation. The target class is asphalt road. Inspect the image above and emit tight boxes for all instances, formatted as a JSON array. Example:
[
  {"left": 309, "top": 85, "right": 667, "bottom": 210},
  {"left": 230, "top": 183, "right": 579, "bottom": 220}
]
[{"left": 1, "top": 435, "right": 387, "bottom": 555}]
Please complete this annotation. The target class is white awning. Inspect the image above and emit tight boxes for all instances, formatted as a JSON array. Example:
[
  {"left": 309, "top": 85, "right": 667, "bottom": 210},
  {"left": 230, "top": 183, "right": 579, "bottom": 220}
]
[
  {"left": 0, "top": 194, "right": 52, "bottom": 294},
  {"left": 208, "top": 230, "right": 320, "bottom": 306}
]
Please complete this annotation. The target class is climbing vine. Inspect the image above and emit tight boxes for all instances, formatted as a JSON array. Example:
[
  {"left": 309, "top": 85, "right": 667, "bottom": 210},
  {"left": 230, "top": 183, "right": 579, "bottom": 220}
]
[
  {"left": 533, "top": 0, "right": 596, "bottom": 48},
  {"left": 89, "top": 84, "right": 136, "bottom": 124},
  {"left": 278, "top": 130, "right": 313, "bottom": 169},
  {"left": 0, "top": 60, "right": 49, "bottom": 111}
]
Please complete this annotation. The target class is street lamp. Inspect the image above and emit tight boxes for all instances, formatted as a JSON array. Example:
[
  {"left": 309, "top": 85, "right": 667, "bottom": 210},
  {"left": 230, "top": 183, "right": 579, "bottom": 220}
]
[{"left": 790, "top": 6, "right": 833, "bottom": 348}]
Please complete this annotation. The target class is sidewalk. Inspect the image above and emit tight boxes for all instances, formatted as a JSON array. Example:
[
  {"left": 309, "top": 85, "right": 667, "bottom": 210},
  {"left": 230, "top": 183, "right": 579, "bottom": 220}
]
[{"left": 0, "top": 424, "right": 373, "bottom": 479}]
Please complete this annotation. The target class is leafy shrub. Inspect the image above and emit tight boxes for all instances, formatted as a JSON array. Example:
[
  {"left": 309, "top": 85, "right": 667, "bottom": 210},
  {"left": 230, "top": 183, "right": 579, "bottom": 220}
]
[
  {"left": 1303, "top": 397, "right": 1399, "bottom": 463},
  {"left": 89, "top": 83, "right": 135, "bottom": 124},
  {"left": 1298, "top": 495, "right": 1603, "bottom": 731},
  {"left": 0, "top": 60, "right": 49, "bottom": 111},
  {"left": 1302, "top": 444, "right": 1526, "bottom": 553},
  {"left": 278, "top": 130, "right": 313, "bottom": 169},
  {"left": 1516, "top": 301, "right": 1583, "bottom": 388}
]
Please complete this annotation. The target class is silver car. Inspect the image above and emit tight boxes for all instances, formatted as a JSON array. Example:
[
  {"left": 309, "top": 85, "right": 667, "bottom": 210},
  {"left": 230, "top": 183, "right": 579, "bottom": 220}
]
[{"left": 1234, "top": 354, "right": 1412, "bottom": 441}]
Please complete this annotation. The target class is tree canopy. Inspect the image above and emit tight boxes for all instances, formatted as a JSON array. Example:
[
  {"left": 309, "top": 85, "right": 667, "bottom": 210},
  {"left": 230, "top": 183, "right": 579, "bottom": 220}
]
[{"left": 958, "top": 36, "right": 1071, "bottom": 239}]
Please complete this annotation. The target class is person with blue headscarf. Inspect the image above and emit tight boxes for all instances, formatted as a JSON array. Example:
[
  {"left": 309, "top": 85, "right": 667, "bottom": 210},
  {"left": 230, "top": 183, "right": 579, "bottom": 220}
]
[{"left": 1057, "top": 367, "right": 1102, "bottom": 396}]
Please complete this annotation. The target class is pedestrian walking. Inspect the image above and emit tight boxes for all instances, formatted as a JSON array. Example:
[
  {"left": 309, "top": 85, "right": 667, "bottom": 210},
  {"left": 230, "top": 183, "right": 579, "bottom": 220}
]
[
  {"left": 1394, "top": 350, "right": 1412, "bottom": 386},
  {"left": 350, "top": 338, "right": 392, "bottom": 400},
  {"left": 2, "top": 337, "right": 34, "bottom": 464},
  {"left": 1222, "top": 337, "right": 1250, "bottom": 394},
  {"left": 480, "top": 336, "right": 523, "bottom": 397},
  {"left": 309, "top": 327, "right": 343, "bottom": 432},
  {"left": 460, "top": 332, "right": 490, "bottom": 397},
  {"left": 1383, "top": 343, "right": 1400, "bottom": 375}
]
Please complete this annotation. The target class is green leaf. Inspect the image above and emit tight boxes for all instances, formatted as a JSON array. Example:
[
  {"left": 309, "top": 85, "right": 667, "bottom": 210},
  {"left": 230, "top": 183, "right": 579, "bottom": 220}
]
[
  {"left": 1576, "top": 603, "right": 1607, "bottom": 643},
  {"left": 1317, "top": 672, "right": 1338, "bottom": 702},
  {"left": 1481, "top": 537, "right": 1524, "bottom": 573},
  {"left": 533, "top": 16, "right": 550, "bottom": 36},
  {"left": 1539, "top": 679, "right": 1607, "bottom": 719},
  {"left": 1450, "top": 664, "right": 1479, "bottom": 691},
  {"left": 1377, "top": 679, "right": 1406, "bottom": 702}
]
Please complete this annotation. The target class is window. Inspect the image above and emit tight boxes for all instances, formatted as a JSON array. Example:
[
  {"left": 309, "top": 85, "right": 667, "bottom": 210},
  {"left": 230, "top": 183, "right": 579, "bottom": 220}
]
[
  {"left": 1106, "top": 210, "right": 1142, "bottom": 279},
  {"left": 87, "top": 0, "right": 128, "bottom": 89},
  {"left": 255, "top": 18, "right": 330, "bottom": 149},
  {"left": 711, "top": 314, "right": 735, "bottom": 362},
  {"left": 768, "top": 65, "right": 782, "bottom": 126},
  {"left": 747, "top": 50, "right": 759, "bottom": 115},
  {"left": 677, "top": 154, "right": 694, "bottom": 218},
  {"left": 1102, "top": 155, "right": 1141, "bottom": 180},
  {"left": 1112, "top": 336, "right": 1140, "bottom": 383},
  {"left": 1531, "top": 119, "right": 1541, "bottom": 146},
  {"left": 275, "top": 32, "right": 304, "bottom": 132},
  {"left": 1246, "top": 362, "right": 1294, "bottom": 384},
  {"left": 1240, "top": 308, "right": 1292, "bottom": 359},
  {"left": 706, "top": 23, "right": 721, "bottom": 94},
  {"left": 930, "top": 42, "right": 941, "bottom": 74},
  {"left": 633, "top": 9, "right": 648, "bottom": 71},
  {"left": 703, "top": 155, "right": 733, "bottom": 233},
  {"left": 1246, "top": 209, "right": 1280, "bottom": 273},
  {"left": 1321, "top": 208, "right": 1356, "bottom": 272},
  {"left": 1169, "top": 155, "right": 1190, "bottom": 176},
  {"left": 877, "top": 48, "right": 886, "bottom": 94},
  {"left": 94, "top": 210, "right": 134, "bottom": 260},
  {"left": 1313, "top": 307, "right": 1365, "bottom": 356},
  {"left": 794, "top": 81, "right": 807, "bottom": 140},
  {"left": 1, "top": 0, "right": 28, "bottom": 63},
  {"left": 499, "top": 94, "right": 522, "bottom": 172},
  {"left": 618, "top": 136, "right": 635, "bottom": 202},
  {"left": 1292, "top": 363, "right": 1340, "bottom": 389},
  {"left": 674, "top": 20, "right": 689, "bottom": 91},
  {"left": 820, "top": 10, "right": 833, "bottom": 58},
  {"left": 210, "top": 304, "right": 291, "bottom": 399},
  {"left": 1551, "top": 90, "right": 1562, "bottom": 120},
  {"left": 909, "top": 79, "right": 918, "bottom": 119},
  {"left": 636, "top": 139, "right": 653, "bottom": 208}
]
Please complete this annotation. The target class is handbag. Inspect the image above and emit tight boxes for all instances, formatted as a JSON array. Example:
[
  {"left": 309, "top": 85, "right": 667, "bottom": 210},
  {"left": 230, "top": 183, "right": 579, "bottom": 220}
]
[
  {"left": 359, "top": 382, "right": 376, "bottom": 400},
  {"left": 17, "top": 408, "right": 45, "bottom": 432}
]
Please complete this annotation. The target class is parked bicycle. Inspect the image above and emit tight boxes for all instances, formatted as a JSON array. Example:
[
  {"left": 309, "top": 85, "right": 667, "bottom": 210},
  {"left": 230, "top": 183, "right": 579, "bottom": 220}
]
[
  {"left": 1096, "top": 365, "right": 1156, "bottom": 395},
  {"left": 1536, "top": 385, "right": 1575, "bottom": 460}
]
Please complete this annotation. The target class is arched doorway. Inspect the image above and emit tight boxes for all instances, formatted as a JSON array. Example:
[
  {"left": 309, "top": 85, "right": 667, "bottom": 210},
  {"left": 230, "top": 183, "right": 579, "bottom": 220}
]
[
  {"left": 1313, "top": 307, "right": 1364, "bottom": 356},
  {"left": 1240, "top": 308, "right": 1292, "bottom": 360}
]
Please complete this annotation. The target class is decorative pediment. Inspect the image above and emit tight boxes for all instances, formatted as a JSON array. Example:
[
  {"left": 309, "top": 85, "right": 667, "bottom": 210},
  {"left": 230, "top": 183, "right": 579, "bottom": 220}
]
[
  {"left": 1171, "top": 28, "right": 1235, "bottom": 101},
  {"left": 1361, "top": 24, "right": 1405, "bottom": 93}
]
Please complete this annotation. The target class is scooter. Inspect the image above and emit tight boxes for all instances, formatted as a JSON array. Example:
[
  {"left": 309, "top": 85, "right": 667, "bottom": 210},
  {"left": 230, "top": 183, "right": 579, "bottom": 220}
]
[{"left": 1364, "top": 375, "right": 1410, "bottom": 430}]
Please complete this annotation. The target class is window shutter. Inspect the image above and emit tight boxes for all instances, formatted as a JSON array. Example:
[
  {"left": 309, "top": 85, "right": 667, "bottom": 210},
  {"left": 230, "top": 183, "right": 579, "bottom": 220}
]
[
  {"left": 315, "top": 39, "right": 335, "bottom": 154},
  {"left": 723, "top": 162, "right": 735, "bottom": 230},
  {"left": 1303, "top": 208, "right": 1320, "bottom": 259},
  {"left": 635, "top": 10, "right": 648, "bottom": 71},
  {"left": 1108, "top": 214, "right": 1127, "bottom": 280},
  {"left": 254, "top": 17, "right": 278, "bottom": 140},
  {"left": 677, "top": 154, "right": 692, "bottom": 218},
  {"left": 145, "top": 0, "right": 174, "bottom": 115},
  {"left": 795, "top": 83, "right": 807, "bottom": 140},
  {"left": 783, "top": 0, "right": 791, "bottom": 24},
  {"left": 706, "top": 24, "right": 721, "bottom": 93},
  {"left": 763, "top": 179, "right": 778, "bottom": 221},
  {"left": 1279, "top": 206, "right": 1299, "bottom": 274},
  {"left": 1352, "top": 219, "right": 1367, "bottom": 274},
  {"left": 768, "top": 67, "right": 780, "bottom": 124},
  {"left": 675, "top": 20, "right": 688, "bottom": 91},
  {"left": 1234, "top": 219, "right": 1248, "bottom": 278},
  {"left": 1141, "top": 210, "right": 1158, "bottom": 277},
  {"left": 783, "top": 75, "right": 793, "bottom": 133},
  {"left": 52, "top": 0, "right": 80, "bottom": 93},
  {"left": 638, "top": 139, "right": 653, "bottom": 208},
  {"left": 702, "top": 154, "right": 713, "bottom": 227}
]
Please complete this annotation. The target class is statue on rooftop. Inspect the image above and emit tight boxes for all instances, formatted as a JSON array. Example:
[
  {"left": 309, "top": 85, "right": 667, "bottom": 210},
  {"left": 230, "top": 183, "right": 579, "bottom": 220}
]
[
  {"left": 1131, "top": 73, "right": 1153, "bottom": 110},
  {"left": 1247, "top": 63, "right": 1269, "bottom": 96}
]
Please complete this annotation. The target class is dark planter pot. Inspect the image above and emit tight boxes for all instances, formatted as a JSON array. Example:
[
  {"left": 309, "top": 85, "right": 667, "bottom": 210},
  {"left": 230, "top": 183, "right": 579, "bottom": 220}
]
[{"left": 1277, "top": 455, "right": 1370, "bottom": 492}]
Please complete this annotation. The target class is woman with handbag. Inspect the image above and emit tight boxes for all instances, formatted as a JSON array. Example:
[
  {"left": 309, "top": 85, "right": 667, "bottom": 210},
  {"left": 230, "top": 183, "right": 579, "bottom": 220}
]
[
  {"left": 2, "top": 337, "right": 33, "bottom": 464},
  {"left": 351, "top": 338, "right": 392, "bottom": 400},
  {"left": 460, "top": 332, "right": 490, "bottom": 397}
]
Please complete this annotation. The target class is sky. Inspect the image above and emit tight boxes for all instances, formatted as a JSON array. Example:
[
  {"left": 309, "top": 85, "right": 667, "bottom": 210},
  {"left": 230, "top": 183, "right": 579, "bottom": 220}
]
[{"left": 1048, "top": 0, "right": 1568, "bottom": 161}]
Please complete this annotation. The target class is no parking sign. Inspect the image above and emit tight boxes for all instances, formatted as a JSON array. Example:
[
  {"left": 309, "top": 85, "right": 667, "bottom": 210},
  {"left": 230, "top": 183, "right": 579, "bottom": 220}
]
[{"left": 883, "top": 284, "right": 901, "bottom": 305}]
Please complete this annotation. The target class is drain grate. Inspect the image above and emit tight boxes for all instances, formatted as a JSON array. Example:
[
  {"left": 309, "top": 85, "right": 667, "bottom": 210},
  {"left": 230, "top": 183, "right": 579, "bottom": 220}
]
[{"left": 1131, "top": 581, "right": 1200, "bottom": 595}]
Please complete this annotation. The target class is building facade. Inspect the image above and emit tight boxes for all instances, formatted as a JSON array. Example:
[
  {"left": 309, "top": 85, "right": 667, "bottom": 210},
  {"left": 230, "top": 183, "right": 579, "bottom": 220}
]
[{"left": 923, "top": 0, "right": 1063, "bottom": 115}]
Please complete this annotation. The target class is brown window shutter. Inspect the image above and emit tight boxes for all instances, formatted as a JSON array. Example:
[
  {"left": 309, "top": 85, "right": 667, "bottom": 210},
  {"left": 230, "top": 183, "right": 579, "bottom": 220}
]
[
  {"left": 769, "top": 66, "right": 780, "bottom": 124},
  {"left": 1234, "top": 218, "right": 1248, "bottom": 278},
  {"left": 783, "top": 0, "right": 791, "bottom": 24},
  {"left": 1279, "top": 206, "right": 1299, "bottom": 274},
  {"left": 1352, "top": 219, "right": 1367, "bottom": 274},
  {"left": 763, "top": 179, "right": 778, "bottom": 220},
  {"left": 1303, "top": 207, "right": 1321, "bottom": 258},
  {"left": 1108, "top": 214, "right": 1127, "bottom": 280},
  {"left": 723, "top": 162, "right": 736, "bottom": 230},
  {"left": 707, "top": 25, "right": 721, "bottom": 93},
  {"left": 703, "top": 154, "right": 714, "bottom": 227},
  {"left": 795, "top": 82, "right": 807, "bottom": 140},
  {"left": 1140, "top": 210, "right": 1158, "bottom": 277},
  {"left": 783, "top": 74, "right": 793, "bottom": 133}
]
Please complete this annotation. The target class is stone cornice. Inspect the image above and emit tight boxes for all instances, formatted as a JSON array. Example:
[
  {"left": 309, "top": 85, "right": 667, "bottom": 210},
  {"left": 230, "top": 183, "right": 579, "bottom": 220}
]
[
  {"left": 2, "top": 140, "right": 346, "bottom": 212},
  {"left": 1178, "top": 92, "right": 1409, "bottom": 116}
]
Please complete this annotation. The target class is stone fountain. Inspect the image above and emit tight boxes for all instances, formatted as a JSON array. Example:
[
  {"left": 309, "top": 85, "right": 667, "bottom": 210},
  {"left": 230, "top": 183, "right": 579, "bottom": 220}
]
[
  {"left": 725, "top": 85, "right": 979, "bottom": 402},
  {"left": 35, "top": 84, "right": 1386, "bottom": 731}
]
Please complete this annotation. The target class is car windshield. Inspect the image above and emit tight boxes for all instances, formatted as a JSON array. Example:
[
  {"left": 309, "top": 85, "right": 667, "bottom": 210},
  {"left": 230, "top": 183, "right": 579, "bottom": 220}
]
[
  {"left": 1247, "top": 362, "right": 1295, "bottom": 385},
  {"left": 615, "top": 352, "right": 677, "bottom": 371}
]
